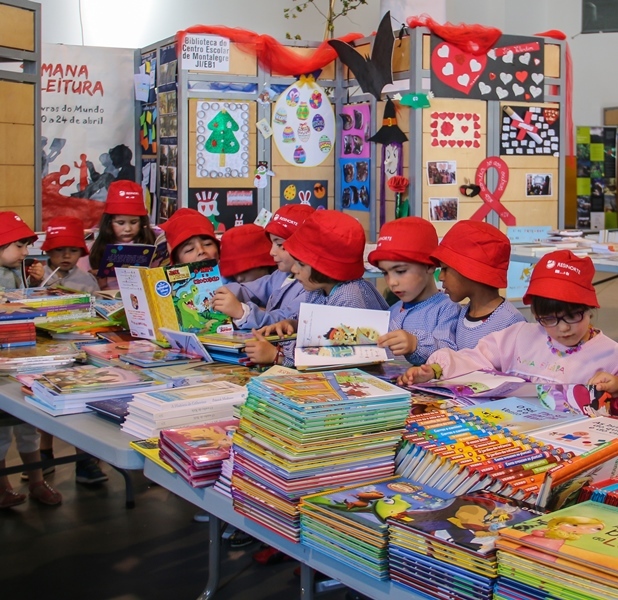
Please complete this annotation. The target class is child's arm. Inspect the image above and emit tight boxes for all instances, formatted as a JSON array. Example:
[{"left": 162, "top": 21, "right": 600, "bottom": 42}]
[
  {"left": 397, "top": 364, "right": 436, "bottom": 386},
  {"left": 589, "top": 371, "right": 618, "bottom": 395}
]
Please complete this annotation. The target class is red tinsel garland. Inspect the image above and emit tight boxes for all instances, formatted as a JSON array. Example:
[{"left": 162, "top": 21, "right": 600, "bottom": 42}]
[{"left": 176, "top": 25, "right": 364, "bottom": 77}]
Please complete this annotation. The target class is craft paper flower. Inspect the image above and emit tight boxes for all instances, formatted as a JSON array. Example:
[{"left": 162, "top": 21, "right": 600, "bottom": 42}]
[{"left": 387, "top": 176, "right": 409, "bottom": 193}]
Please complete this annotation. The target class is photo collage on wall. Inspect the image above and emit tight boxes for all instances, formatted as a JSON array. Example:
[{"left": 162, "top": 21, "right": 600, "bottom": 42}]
[
  {"left": 139, "top": 49, "right": 158, "bottom": 222},
  {"left": 339, "top": 104, "right": 371, "bottom": 212},
  {"left": 188, "top": 187, "right": 258, "bottom": 232},
  {"left": 500, "top": 105, "right": 560, "bottom": 157},
  {"left": 576, "top": 126, "right": 617, "bottom": 229}
]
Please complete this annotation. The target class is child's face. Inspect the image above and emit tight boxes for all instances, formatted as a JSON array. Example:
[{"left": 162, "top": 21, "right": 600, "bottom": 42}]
[
  {"left": 291, "top": 260, "right": 330, "bottom": 293},
  {"left": 379, "top": 261, "right": 436, "bottom": 303},
  {"left": 0, "top": 241, "right": 30, "bottom": 269},
  {"left": 270, "top": 234, "right": 294, "bottom": 272},
  {"left": 48, "top": 247, "right": 82, "bottom": 272},
  {"left": 176, "top": 235, "right": 219, "bottom": 263},
  {"left": 535, "top": 309, "right": 592, "bottom": 348},
  {"left": 438, "top": 262, "right": 471, "bottom": 303},
  {"left": 111, "top": 215, "right": 142, "bottom": 243}
]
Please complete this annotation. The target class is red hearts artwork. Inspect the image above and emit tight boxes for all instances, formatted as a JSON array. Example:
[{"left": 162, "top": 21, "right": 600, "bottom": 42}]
[
  {"left": 431, "top": 42, "right": 487, "bottom": 95},
  {"left": 429, "top": 111, "right": 482, "bottom": 149}
]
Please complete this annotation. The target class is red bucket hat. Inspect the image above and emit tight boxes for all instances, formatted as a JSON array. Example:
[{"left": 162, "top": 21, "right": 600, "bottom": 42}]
[
  {"left": 0, "top": 211, "right": 37, "bottom": 246},
  {"left": 431, "top": 220, "right": 510, "bottom": 288},
  {"left": 159, "top": 208, "right": 218, "bottom": 257},
  {"left": 219, "top": 224, "right": 275, "bottom": 278},
  {"left": 284, "top": 210, "right": 365, "bottom": 281},
  {"left": 41, "top": 216, "right": 89, "bottom": 255},
  {"left": 104, "top": 181, "right": 148, "bottom": 216},
  {"left": 523, "top": 250, "right": 598, "bottom": 308},
  {"left": 368, "top": 217, "right": 438, "bottom": 267},
  {"left": 265, "top": 205, "right": 315, "bottom": 240}
]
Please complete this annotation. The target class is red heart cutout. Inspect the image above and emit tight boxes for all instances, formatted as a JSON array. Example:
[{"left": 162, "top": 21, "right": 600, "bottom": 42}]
[
  {"left": 456, "top": 113, "right": 464, "bottom": 120},
  {"left": 439, "top": 140, "right": 448, "bottom": 147},
  {"left": 461, "top": 125, "right": 469, "bottom": 133},
  {"left": 431, "top": 130, "right": 438, "bottom": 137},
  {"left": 439, "top": 112, "right": 447, "bottom": 119},
  {"left": 464, "top": 113, "right": 472, "bottom": 120},
  {"left": 473, "top": 114, "right": 480, "bottom": 121},
  {"left": 447, "top": 112, "right": 455, "bottom": 119},
  {"left": 464, "top": 140, "right": 472, "bottom": 147},
  {"left": 448, "top": 140, "right": 456, "bottom": 147},
  {"left": 473, "top": 141, "right": 480, "bottom": 148},
  {"left": 516, "top": 71, "right": 528, "bottom": 83},
  {"left": 431, "top": 112, "right": 439, "bottom": 119},
  {"left": 474, "top": 132, "right": 481, "bottom": 139},
  {"left": 457, "top": 140, "right": 464, "bottom": 147},
  {"left": 525, "top": 93, "right": 531, "bottom": 100},
  {"left": 489, "top": 73, "right": 496, "bottom": 80},
  {"left": 432, "top": 139, "right": 439, "bottom": 146},
  {"left": 474, "top": 122, "right": 481, "bottom": 129},
  {"left": 430, "top": 121, "right": 438, "bottom": 128},
  {"left": 431, "top": 42, "right": 487, "bottom": 95}
]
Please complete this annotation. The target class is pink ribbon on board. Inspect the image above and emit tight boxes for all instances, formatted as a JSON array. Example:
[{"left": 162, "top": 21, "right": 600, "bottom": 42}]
[{"left": 470, "top": 156, "right": 517, "bottom": 226}]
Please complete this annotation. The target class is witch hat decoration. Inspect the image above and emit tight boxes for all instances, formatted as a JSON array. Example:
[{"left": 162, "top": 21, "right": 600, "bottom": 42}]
[{"left": 368, "top": 98, "right": 408, "bottom": 145}]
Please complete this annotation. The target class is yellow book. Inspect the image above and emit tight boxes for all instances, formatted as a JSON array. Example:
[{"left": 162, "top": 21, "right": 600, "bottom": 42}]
[{"left": 129, "top": 438, "right": 175, "bottom": 473}]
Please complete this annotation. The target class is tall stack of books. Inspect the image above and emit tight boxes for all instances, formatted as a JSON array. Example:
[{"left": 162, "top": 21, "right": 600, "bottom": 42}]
[
  {"left": 158, "top": 419, "right": 239, "bottom": 487},
  {"left": 121, "top": 380, "right": 247, "bottom": 438},
  {"left": 300, "top": 476, "right": 454, "bottom": 580},
  {"left": 387, "top": 491, "right": 539, "bottom": 598},
  {"left": 2, "top": 288, "right": 94, "bottom": 322},
  {"left": 0, "top": 303, "right": 44, "bottom": 347},
  {"left": 231, "top": 369, "right": 411, "bottom": 542},
  {"left": 0, "top": 339, "right": 83, "bottom": 374},
  {"left": 495, "top": 501, "right": 618, "bottom": 600}
]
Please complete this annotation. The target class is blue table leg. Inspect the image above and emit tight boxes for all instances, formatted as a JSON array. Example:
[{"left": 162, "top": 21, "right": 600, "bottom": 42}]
[
  {"left": 300, "top": 563, "right": 315, "bottom": 600},
  {"left": 196, "top": 514, "right": 221, "bottom": 600}
]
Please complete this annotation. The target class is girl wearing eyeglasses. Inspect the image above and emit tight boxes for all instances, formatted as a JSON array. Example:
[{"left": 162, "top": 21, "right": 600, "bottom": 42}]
[{"left": 398, "top": 250, "right": 618, "bottom": 386}]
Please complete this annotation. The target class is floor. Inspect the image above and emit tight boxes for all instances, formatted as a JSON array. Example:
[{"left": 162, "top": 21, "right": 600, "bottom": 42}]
[{"left": 3, "top": 276, "right": 618, "bottom": 600}]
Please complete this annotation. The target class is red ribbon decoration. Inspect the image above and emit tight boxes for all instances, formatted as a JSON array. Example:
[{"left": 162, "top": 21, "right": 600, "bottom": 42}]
[{"left": 471, "top": 157, "right": 517, "bottom": 226}]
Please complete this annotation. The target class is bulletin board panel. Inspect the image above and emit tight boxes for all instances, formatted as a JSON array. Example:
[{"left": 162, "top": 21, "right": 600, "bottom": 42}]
[{"left": 0, "top": 3, "right": 34, "bottom": 52}]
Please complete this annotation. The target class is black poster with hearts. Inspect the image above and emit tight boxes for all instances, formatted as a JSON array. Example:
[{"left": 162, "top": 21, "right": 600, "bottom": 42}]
[{"left": 430, "top": 34, "right": 545, "bottom": 102}]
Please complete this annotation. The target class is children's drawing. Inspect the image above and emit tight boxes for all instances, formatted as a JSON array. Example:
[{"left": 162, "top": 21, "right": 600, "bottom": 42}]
[{"left": 501, "top": 105, "right": 560, "bottom": 157}]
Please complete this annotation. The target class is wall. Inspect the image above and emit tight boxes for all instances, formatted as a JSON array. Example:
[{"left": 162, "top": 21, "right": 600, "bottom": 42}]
[{"left": 38, "top": 0, "right": 615, "bottom": 127}]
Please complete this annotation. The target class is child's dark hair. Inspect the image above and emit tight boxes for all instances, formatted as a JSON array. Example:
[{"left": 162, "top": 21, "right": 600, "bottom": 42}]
[
  {"left": 0, "top": 237, "right": 33, "bottom": 251},
  {"left": 89, "top": 214, "right": 155, "bottom": 270},
  {"left": 170, "top": 235, "right": 221, "bottom": 265},
  {"left": 289, "top": 253, "right": 344, "bottom": 284},
  {"left": 530, "top": 296, "right": 593, "bottom": 318}
]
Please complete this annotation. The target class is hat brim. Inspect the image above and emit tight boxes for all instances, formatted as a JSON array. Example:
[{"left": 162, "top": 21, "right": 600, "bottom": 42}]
[
  {"left": 367, "top": 249, "right": 433, "bottom": 268},
  {"left": 522, "top": 278, "right": 599, "bottom": 307},
  {"left": 431, "top": 245, "right": 507, "bottom": 288},
  {"left": 41, "top": 236, "right": 89, "bottom": 255},
  {"left": 265, "top": 221, "right": 294, "bottom": 240}
]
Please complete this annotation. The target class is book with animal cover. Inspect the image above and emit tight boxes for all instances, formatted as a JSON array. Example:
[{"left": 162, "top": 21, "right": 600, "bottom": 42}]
[
  {"left": 294, "top": 303, "right": 390, "bottom": 370},
  {"left": 497, "top": 500, "right": 618, "bottom": 573},
  {"left": 96, "top": 232, "right": 169, "bottom": 278},
  {"left": 129, "top": 438, "right": 175, "bottom": 473},
  {"left": 410, "top": 370, "right": 538, "bottom": 399}
]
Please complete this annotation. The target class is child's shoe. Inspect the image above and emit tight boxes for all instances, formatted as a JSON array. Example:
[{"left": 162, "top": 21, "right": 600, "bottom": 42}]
[
  {"left": 0, "top": 487, "right": 27, "bottom": 508},
  {"left": 29, "top": 480, "right": 62, "bottom": 506},
  {"left": 75, "top": 457, "right": 108, "bottom": 484},
  {"left": 21, "top": 448, "right": 55, "bottom": 480}
]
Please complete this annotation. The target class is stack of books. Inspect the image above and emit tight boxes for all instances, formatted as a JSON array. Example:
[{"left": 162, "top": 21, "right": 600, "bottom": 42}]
[
  {"left": 81, "top": 339, "right": 160, "bottom": 366},
  {"left": 579, "top": 477, "right": 618, "bottom": 504},
  {"left": 387, "top": 491, "right": 539, "bottom": 598},
  {"left": 299, "top": 476, "right": 454, "bottom": 580},
  {"left": 158, "top": 419, "right": 239, "bottom": 487},
  {"left": 145, "top": 361, "right": 258, "bottom": 388},
  {"left": 0, "top": 303, "right": 44, "bottom": 347},
  {"left": 0, "top": 339, "right": 83, "bottom": 375},
  {"left": 2, "top": 288, "right": 94, "bottom": 322},
  {"left": 24, "top": 364, "right": 170, "bottom": 416},
  {"left": 35, "top": 316, "right": 123, "bottom": 340},
  {"left": 231, "top": 369, "right": 411, "bottom": 542},
  {"left": 495, "top": 501, "right": 618, "bottom": 600},
  {"left": 121, "top": 380, "right": 247, "bottom": 438}
]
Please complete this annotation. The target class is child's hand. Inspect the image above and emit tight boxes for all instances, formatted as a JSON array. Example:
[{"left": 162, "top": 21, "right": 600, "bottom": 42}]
[
  {"left": 397, "top": 364, "right": 435, "bottom": 387},
  {"left": 378, "top": 330, "right": 418, "bottom": 356},
  {"left": 211, "top": 287, "right": 244, "bottom": 320},
  {"left": 588, "top": 371, "right": 618, "bottom": 395},
  {"left": 27, "top": 261, "right": 44, "bottom": 286},
  {"left": 244, "top": 330, "right": 279, "bottom": 365},
  {"left": 259, "top": 319, "right": 297, "bottom": 337}
]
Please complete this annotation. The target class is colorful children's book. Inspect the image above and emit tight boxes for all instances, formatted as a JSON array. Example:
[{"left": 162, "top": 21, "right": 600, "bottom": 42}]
[
  {"left": 119, "top": 349, "right": 202, "bottom": 368},
  {"left": 81, "top": 339, "right": 159, "bottom": 361},
  {"left": 537, "top": 383, "right": 614, "bottom": 417},
  {"left": 129, "top": 438, "right": 176, "bottom": 472},
  {"left": 530, "top": 416, "right": 618, "bottom": 455},
  {"left": 85, "top": 397, "right": 131, "bottom": 423},
  {"left": 0, "top": 303, "right": 46, "bottom": 321},
  {"left": 97, "top": 233, "right": 169, "bottom": 278},
  {"left": 159, "top": 327, "right": 213, "bottom": 362},
  {"left": 198, "top": 329, "right": 296, "bottom": 350},
  {"left": 294, "top": 303, "right": 391, "bottom": 370}
]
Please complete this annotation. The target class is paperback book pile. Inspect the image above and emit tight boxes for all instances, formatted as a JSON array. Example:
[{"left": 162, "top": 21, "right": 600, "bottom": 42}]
[
  {"left": 25, "top": 364, "right": 170, "bottom": 416},
  {"left": 198, "top": 330, "right": 295, "bottom": 366},
  {"left": 122, "top": 380, "right": 247, "bottom": 438},
  {"left": 231, "top": 369, "right": 411, "bottom": 542},
  {"left": 299, "top": 476, "right": 454, "bottom": 580},
  {"left": 579, "top": 477, "right": 618, "bottom": 504},
  {"left": 2, "top": 288, "right": 94, "bottom": 322},
  {"left": 387, "top": 491, "right": 539, "bottom": 599},
  {"left": 0, "top": 303, "right": 44, "bottom": 347},
  {"left": 81, "top": 339, "right": 160, "bottom": 366},
  {"left": 158, "top": 419, "right": 239, "bottom": 487},
  {"left": 35, "top": 316, "right": 123, "bottom": 340},
  {"left": 495, "top": 501, "right": 618, "bottom": 600},
  {"left": 145, "top": 361, "right": 258, "bottom": 388},
  {"left": 0, "top": 339, "right": 83, "bottom": 375},
  {"left": 129, "top": 438, "right": 175, "bottom": 473}
]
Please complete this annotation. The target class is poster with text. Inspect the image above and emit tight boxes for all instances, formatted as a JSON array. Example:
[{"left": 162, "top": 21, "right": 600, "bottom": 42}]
[{"left": 41, "top": 44, "right": 136, "bottom": 228}]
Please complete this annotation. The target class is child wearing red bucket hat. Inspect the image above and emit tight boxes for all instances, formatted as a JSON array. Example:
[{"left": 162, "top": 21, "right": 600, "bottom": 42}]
[
  {"left": 0, "top": 211, "right": 42, "bottom": 288},
  {"left": 366, "top": 217, "right": 460, "bottom": 365},
  {"left": 32, "top": 216, "right": 99, "bottom": 293},
  {"left": 430, "top": 220, "right": 525, "bottom": 350},
  {"left": 243, "top": 210, "right": 388, "bottom": 366},
  {"left": 218, "top": 224, "right": 275, "bottom": 283},
  {"left": 212, "top": 205, "right": 314, "bottom": 330},
  {"left": 159, "top": 208, "right": 219, "bottom": 265},
  {"left": 399, "top": 250, "right": 618, "bottom": 387},
  {"left": 88, "top": 181, "right": 155, "bottom": 288}
]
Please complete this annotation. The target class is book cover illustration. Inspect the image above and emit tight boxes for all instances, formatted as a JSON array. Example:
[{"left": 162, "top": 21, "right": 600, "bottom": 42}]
[
  {"left": 164, "top": 260, "right": 232, "bottom": 334},
  {"left": 38, "top": 365, "right": 156, "bottom": 393},
  {"left": 159, "top": 327, "right": 213, "bottom": 362},
  {"left": 198, "top": 329, "right": 296, "bottom": 349},
  {"left": 120, "top": 349, "right": 201, "bottom": 368},
  {"left": 97, "top": 234, "right": 170, "bottom": 278},
  {"left": 0, "top": 303, "right": 46, "bottom": 320},
  {"left": 538, "top": 383, "right": 613, "bottom": 417},
  {"left": 531, "top": 416, "right": 618, "bottom": 455},
  {"left": 81, "top": 339, "right": 158, "bottom": 360},
  {"left": 498, "top": 500, "right": 618, "bottom": 571}
]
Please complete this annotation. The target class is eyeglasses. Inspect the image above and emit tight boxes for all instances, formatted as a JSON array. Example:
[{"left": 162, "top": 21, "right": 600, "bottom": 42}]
[{"left": 535, "top": 311, "right": 586, "bottom": 327}]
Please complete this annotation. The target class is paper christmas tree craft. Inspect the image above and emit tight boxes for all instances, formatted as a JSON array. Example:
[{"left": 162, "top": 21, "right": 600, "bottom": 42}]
[{"left": 205, "top": 109, "right": 240, "bottom": 166}]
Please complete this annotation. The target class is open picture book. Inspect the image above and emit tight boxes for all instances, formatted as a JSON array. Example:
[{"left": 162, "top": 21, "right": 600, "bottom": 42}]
[
  {"left": 96, "top": 232, "right": 169, "bottom": 278},
  {"left": 294, "top": 303, "right": 390, "bottom": 370}
]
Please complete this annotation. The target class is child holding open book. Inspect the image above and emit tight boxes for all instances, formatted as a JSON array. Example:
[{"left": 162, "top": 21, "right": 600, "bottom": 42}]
[
  {"left": 399, "top": 250, "right": 618, "bottom": 386},
  {"left": 159, "top": 208, "right": 219, "bottom": 265},
  {"left": 244, "top": 210, "right": 388, "bottom": 366},
  {"left": 367, "top": 217, "right": 460, "bottom": 365},
  {"left": 431, "top": 220, "right": 525, "bottom": 349}
]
